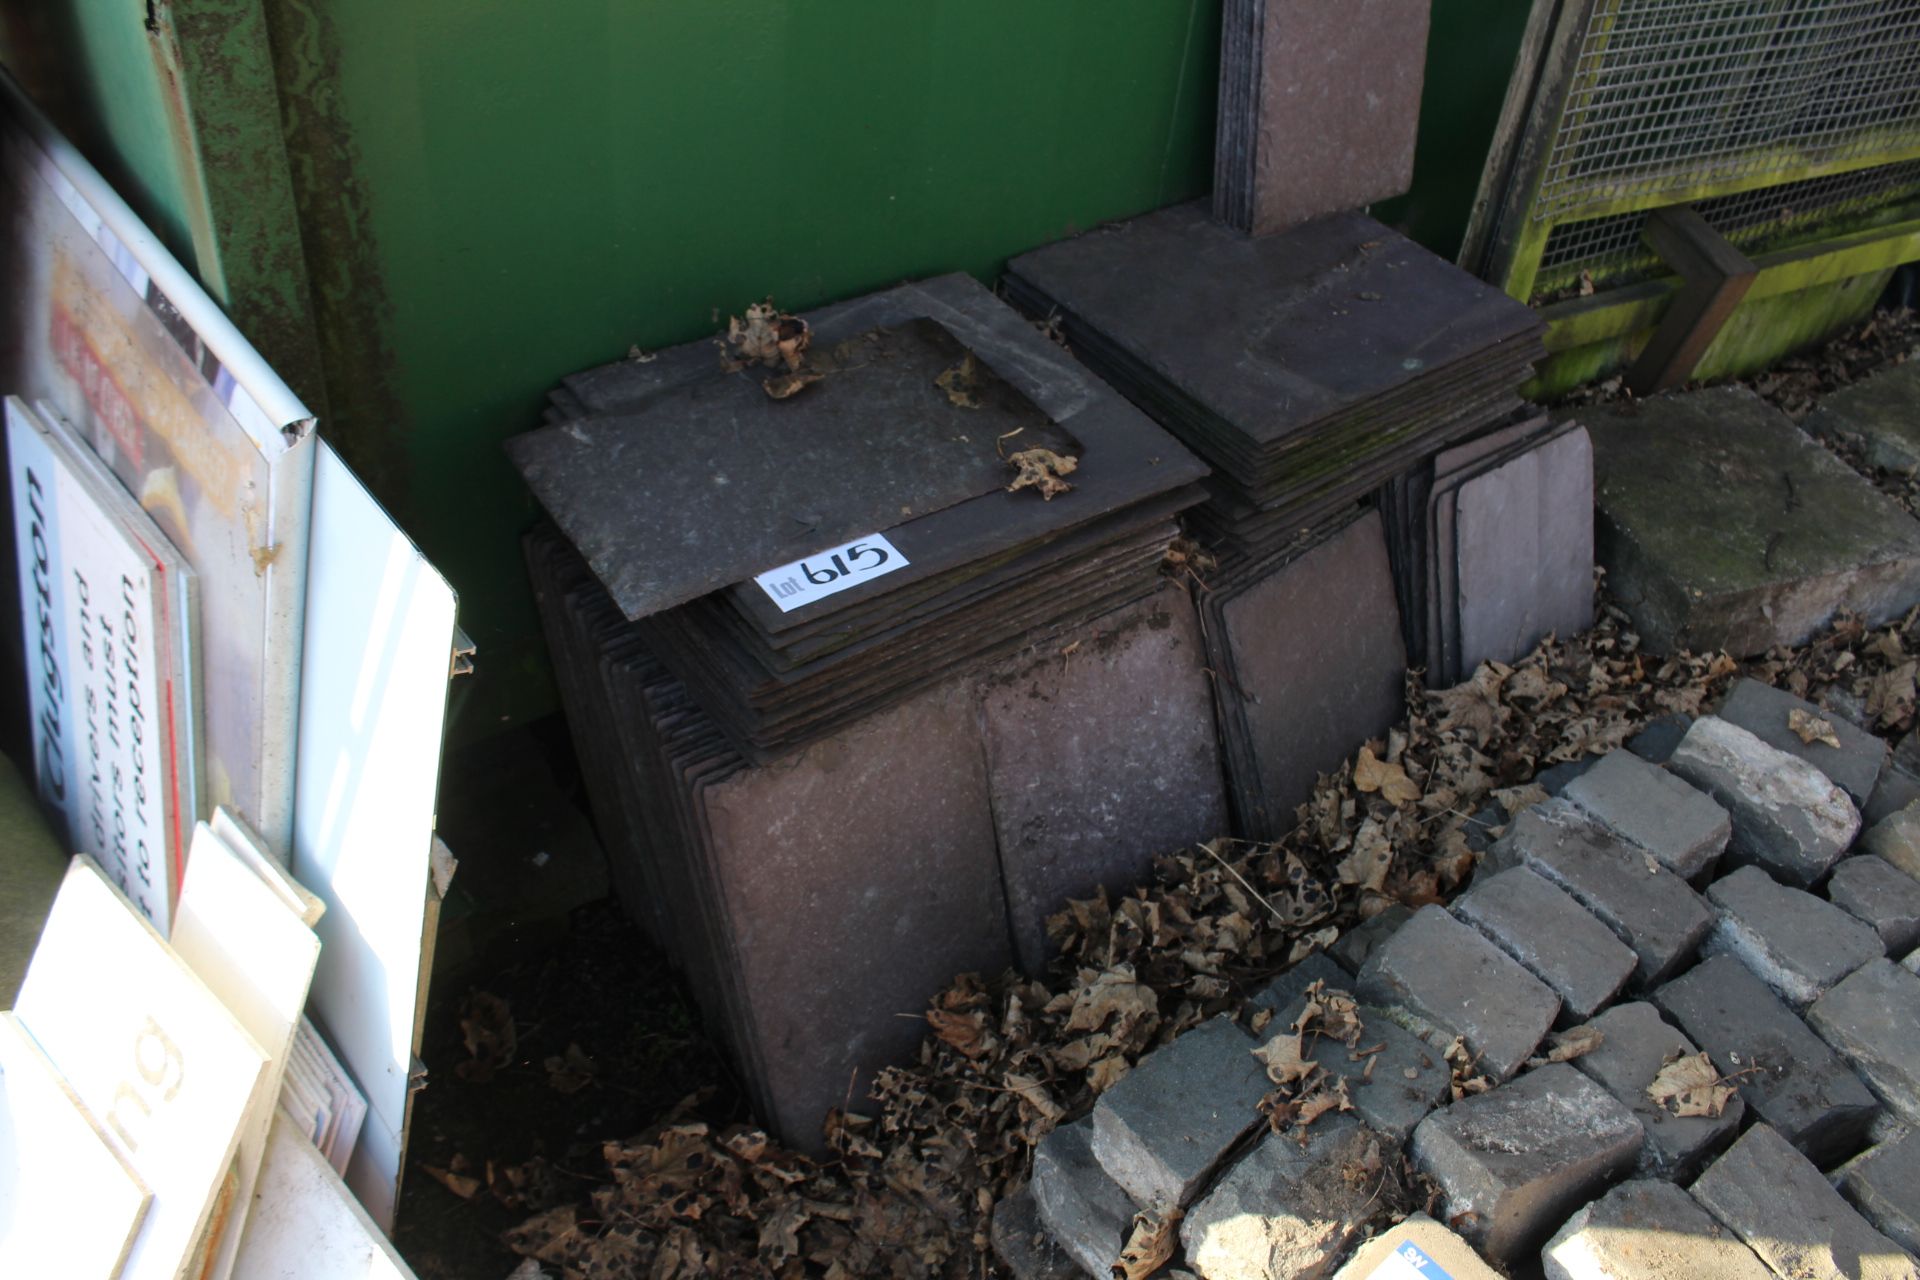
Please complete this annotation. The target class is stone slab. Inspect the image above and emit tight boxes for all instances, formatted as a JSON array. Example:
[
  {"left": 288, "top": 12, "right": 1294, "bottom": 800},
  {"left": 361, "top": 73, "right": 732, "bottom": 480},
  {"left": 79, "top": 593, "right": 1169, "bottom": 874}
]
[
  {"left": 1263, "top": 990, "right": 1453, "bottom": 1145},
  {"left": 1626, "top": 714, "right": 1694, "bottom": 766},
  {"left": 979, "top": 586, "right": 1228, "bottom": 974},
  {"left": 1705, "top": 864, "right": 1884, "bottom": 1010},
  {"left": 1692, "top": 1123, "right": 1919, "bottom": 1280},
  {"left": 1828, "top": 855, "right": 1920, "bottom": 955},
  {"left": 1454, "top": 867, "right": 1638, "bottom": 1020},
  {"left": 1862, "top": 801, "right": 1920, "bottom": 883},
  {"left": 1579, "top": 386, "right": 1920, "bottom": 656},
  {"left": 1804, "top": 358, "right": 1920, "bottom": 473},
  {"left": 1032, "top": 1118, "right": 1136, "bottom": 1278},
  {"left": 1573, "top": 1001, "right": 1744, "bottom": 1181},
  {"left": 1222, "top": 510, "right": 1407, "bottom": 838},
  {"left": 1839, "top": 1129, "right": 1920, "bottom": 1259},
  {"left": 1218, "top": 0, "right": 1429, "bottom": 235},
  {"left": 1090, "top": 1015, "right": 1270, "bottom": 1210},
  {"left": 1332, "top": 1214, "right": 1502, "bottom": 1280},
  {"left": 1668, "top": 716, "right": 1861, "bottom": 887},
  {"left": 1410, "top": 1062, "right": 1643, "bottom": 1265},
  {"left": 1716, "top": 677, "right": 1890, "bottom": 808},
  {"left": 1543, "top": 1177, "right": 1773, "bottom": 1280},
  {"left": 1652, "top": 953, "right": 1880, "bottom": 1165},
  {"left": 1488, "top": 800, "right": 1714, "bottom": 988},
  {"left": 1328, "top": 904, "right": 1414, "bottom": 976},
  {"left": 1357, "top": 904, "right": 1561, "bottom": 1081},
  {"left": 1807, "top": 959, "right": 1920, "bottom": 1128},
  {"left": 992, "top": 1185, "right": 1084, "bottom": 1280},
  {"left": 1179, "top": 1116, "right": 1382, "bottom": 1280},
  {"left": 1453, "top": 426, "right": 1596, "bottom": 676},
  {"left": 1561, "top": 749, "right": 1731, "bottom": 880}
]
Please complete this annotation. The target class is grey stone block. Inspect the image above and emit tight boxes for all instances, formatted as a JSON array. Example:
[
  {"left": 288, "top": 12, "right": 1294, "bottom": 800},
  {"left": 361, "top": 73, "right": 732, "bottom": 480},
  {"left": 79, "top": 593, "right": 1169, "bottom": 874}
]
[
  {"left": 1535, "top": 756, "right": 1601, "bottom": 797},
  {"left": 1828, "top": 855, "right": 1920, "bottom": 955},
  {"left": 1357, "top": 904, "right": 1561, "bottom": 1081},
  {"left": 1032, "top": 1118, "right": 1136, "bottom": 1278},
  {"left": 1862, "top": 801, "right": 1920, "bottom": 883},
  {"left": 1668, "top": 716, "right": 1861, "bottom": 887},
  {"left": 1704, "top": 864, "right": 1884, "bottom": 1009},
  {"left": 1839, "top": 1129, "right": 1920, "bottom": 1259},
  {"left": 1804, "top": 358, "right": 1920, "bottom": 474},
  {"left": 1179, "top": 1116, "right": 1383, "bottom": 1280},
  {"left": 1489, "top": 799, "right": 1714, "bottom": 988},
  {"left": 1692, "top": 1123, "right": 1919, "bottom": 1280},
  {"left": 1561, "top": 749, "right": 1731, "bottom": 880},
  {"left": 1807, "top": 959, "right": 1920, "bottom": 1128},
  {"left": 992, "top": 1185, "right": 1084, "bottom": 1280},
  {"left": 1716, "top": 677, "right": 1890, "bottom": 808},
  {"left": 1543, "top": 1178, "right": 1773, "bottom": 1280},
  {"left": 1332, "top": 1214, "right": 1502, "bottom": 1279},
  {"left": 1866, "top": 764, "right": 1920, "bottom": 829},
  {"left": 1262, "top": 989, "right": 1452, "bottom": 1144},
  {"left": 1581, "top": 385, "right": 1920, "bottom": 656},
  {"left": 1652, "top": 953, "right": 1880, "bottom": 1165},
  {"left": 1249, "top": 952, "right": 1350, "bottom": 1019},
  {"left": 1573, "top": 1001, "right": 1743, "bottom": 1181},
  {"left": 1454, "top": 867, "right": 1638, "bottom": 1021},
  {"left": 1626, "top": 714, "right": 1693, "bottom": 766},
  {"left": 1410, "top": 1063, "right": 1643, "bottom": 1265},
  {"left": 1907, "top": 947, "right": 1920, "bottom": 975},
  {"left": 1329, "top": 904, "right": 1414, "bottom": 976},
  {"left": 980, "top": 586, "right": 1229, "bottom": 975},
  {"left": 1090, "top": 1015, "right": 1270, "bottom": 1210}
]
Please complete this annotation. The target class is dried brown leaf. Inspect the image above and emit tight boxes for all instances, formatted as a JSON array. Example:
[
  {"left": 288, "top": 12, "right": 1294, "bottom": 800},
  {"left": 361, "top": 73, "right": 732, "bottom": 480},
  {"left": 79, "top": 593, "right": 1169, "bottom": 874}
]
[
  {"left": 1334, "top": 817, "right": 1394, "bottom": 893},
  {"left": 1252, "top": 1031, "right": 1316, "bottom": 1087},
  {"left": 1527, "top": 1024, "right": 1604, "bottom": 1068},
  {"left": 934, "top": 353, "right": 983, "bottom": 409},
  {"left": 1112, "top": 1207, "right": 1180, "bottom": 1280},
  {"left": 1353, "top": 745, "right": 1421, "bottom": 806},
  {"left": 1005, "top": 448, "right": 1078, "bottom": 500},
  {"left": 1787, "top": 707, "right": 1842, "bottom": 748},
  {"left": 1647, "top": 1050, "right": 1737, "bottom": 1118}
]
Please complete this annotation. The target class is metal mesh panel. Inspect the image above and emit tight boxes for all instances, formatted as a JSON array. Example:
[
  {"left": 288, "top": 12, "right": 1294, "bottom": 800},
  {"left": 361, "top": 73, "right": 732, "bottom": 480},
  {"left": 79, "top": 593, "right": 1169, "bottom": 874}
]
[
  {"left": 1532, "top": 157, "right": 1920, "bottom": 297},
  {"left": 1535, "top": 0, "right": 1920, "bottom": 224}
]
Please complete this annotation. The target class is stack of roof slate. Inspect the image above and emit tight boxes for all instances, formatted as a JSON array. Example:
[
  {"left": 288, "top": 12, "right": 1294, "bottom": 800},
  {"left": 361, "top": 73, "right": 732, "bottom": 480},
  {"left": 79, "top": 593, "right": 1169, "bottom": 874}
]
[
  {"left": 1380, "top": 412, "right": 1595, "bottom": 687},
  {"left": 511, "top": 272, "right": 1208, "bottom": 765},
  {"left": 1001, "top": 202, "right": 1544, "bottom": 570}
]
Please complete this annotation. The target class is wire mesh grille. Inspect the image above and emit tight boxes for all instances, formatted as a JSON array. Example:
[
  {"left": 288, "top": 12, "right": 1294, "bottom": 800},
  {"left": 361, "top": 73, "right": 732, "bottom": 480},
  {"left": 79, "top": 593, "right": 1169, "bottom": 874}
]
[
  {"left": 1532, "top": 157, "right": 1920, "bottom": 297},
  {"left": 1534, "top": 0, "right": 1920, "bottom": 224}
]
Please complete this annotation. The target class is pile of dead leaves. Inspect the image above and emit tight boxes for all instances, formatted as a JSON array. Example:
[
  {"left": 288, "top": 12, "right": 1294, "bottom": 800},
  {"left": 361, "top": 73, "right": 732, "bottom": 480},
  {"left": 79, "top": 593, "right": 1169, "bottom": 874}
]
[{"left": 720, "top": 300, "right": 821, "bottom": 400}]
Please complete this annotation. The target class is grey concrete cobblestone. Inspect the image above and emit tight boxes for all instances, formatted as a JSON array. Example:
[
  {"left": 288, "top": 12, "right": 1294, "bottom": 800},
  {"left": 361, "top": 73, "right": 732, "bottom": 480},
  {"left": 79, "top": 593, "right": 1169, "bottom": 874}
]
[
  {"left": 1863, "top": 800, "right": 1920, "bottom": 882},
  {"left": 1572, "top": 1001, "right": 1743, "bottom": 1181},
  {"left": 1668, "top": 716, "right": 1861, "bottom": 886},
  {"left": 1838, "top": 1129, "right": 1920, "bottom": 1260},
  {"left": 1542, "top": 1177, "right": 1773, "bottom": 1280},
  {"left": 1806, "top": 958, "right": 1920, "bottom": 1128},
  {"left": 1452, "top": 867, "right": 1638, "bottom": 1021},
  {"left": 1560, "top": 748, "right": 1730, "bottom": 880},
  {"left": 1716, "top": 677, "right": 1889, "bottom": 808},
  {"left": 1262, "top": 989, "right": 1452, "bottom": 1144},
  {"left": 1691, "top": 1123, "right": 1920, "bottom": 1280},
  {"left": 1652, "top": 953, "right": 1880, "bottom": 1165},
  {"left": 1704, "top": 864, "right": 1884, "bottom": 1009},
  {"left": 1327, "top": 903, "right": 1413, "bottom": 975},
  {"left": 1827, "top": 853, "right": 1920, "bottom": 954},
  {"left": 1179, "top": 1116, "right": 1382, "bottom": 1280},
  {"left": 1248, "top": 951, "right": 1348, "bottom": 1018},
  {"left": 1089, "top": 1015, "right": 1269, "bottom": 1210},
  {"left": 1410, "top": 1062, "right": 1643, "bottom": 1266},
  {"left": 1031, "top": 1117, "right": 1136, "bottom": 1278},
  {"left": 1489, "top": 799, "right": 1714, "bottom": 987},
  {"left": 1356, "top": 904, "right": 1560, "bottom": 1081},
  {"left": 992, "top": 1184, "right": 1084, "bottom": 1280}
]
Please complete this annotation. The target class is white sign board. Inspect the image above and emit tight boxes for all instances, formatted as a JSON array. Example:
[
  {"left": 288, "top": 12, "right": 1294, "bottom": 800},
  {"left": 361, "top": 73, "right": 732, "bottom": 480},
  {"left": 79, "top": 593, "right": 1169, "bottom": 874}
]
[
  {"left": 13, "top": 858, "right": 269, "bottom": 1278},
  {"left": 7, "top": 398, "right": 195, "bottom": 930}
]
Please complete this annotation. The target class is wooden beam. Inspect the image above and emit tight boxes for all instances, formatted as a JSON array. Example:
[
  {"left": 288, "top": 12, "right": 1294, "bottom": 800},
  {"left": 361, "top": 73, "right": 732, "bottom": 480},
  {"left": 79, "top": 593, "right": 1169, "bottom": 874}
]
[{"left": 1625, "top": 205, "right": 1759, "bottom": 394}]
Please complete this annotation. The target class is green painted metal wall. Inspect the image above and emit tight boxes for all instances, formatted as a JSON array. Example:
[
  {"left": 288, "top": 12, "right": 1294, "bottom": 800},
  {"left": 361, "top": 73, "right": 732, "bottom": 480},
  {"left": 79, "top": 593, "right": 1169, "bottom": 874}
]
[{"left": 2, "top": 0, "right": 1530, "bottom": 738}]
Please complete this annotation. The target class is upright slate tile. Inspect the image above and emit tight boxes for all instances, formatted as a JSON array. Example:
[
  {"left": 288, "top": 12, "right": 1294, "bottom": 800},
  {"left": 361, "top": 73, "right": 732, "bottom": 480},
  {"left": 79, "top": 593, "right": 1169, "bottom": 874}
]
[
  {"left": 700, "top": 679, "right": 1013, "bottom": 1145},
  {"left": 978, "top": 586, "right": 1227, "bottom": 974}
]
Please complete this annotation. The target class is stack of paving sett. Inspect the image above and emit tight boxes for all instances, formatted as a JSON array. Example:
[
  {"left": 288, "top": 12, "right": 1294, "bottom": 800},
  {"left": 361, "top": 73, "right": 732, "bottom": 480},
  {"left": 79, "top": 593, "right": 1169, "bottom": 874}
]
[
  {"left": 1002, "top": 209, "right": 1546, "bottom": 835},
  {"left": 994, "top": 674, "right": 1920, "bottom": 1279},
  {"left": 511, "top": 274, "right": 1233, "bottom": 1146}
]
